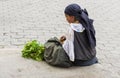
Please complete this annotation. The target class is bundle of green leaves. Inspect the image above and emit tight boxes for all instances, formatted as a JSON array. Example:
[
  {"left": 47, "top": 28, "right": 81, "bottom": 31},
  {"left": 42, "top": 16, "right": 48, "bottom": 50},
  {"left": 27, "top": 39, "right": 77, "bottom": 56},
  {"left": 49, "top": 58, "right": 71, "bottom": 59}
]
[{"left": 21, "top": 40, "right": 45, "bottom": 61}]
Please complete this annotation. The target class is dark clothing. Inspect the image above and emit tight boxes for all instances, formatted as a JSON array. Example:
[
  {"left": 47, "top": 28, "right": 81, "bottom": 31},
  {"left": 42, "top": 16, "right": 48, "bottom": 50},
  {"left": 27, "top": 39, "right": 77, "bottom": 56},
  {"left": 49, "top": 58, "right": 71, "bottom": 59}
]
[
  {"left": 80, "top": 12, "right": 96, "bottom": 48},
  {"left": 72, "top": 57, "right": 98, "bottom": 66},
  {"left": 73, "top": 30, "right": 98, "bottom": 66},
  {"left": 74, "top": 30, "right": 96, "bottom": 60}
]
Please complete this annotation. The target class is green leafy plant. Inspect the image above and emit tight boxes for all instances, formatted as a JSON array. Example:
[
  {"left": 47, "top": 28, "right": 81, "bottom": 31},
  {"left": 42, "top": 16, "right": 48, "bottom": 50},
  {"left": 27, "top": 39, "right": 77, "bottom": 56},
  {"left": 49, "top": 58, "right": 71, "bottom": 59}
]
[{"left": 21, "top": 40, "right": 45, "bottom": 61}]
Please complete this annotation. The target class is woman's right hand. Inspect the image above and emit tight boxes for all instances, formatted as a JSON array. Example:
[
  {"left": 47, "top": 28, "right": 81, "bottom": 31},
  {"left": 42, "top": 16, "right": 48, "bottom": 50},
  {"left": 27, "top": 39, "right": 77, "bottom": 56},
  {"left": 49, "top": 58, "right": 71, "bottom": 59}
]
[{"left": 60, "top": 36, "right": 66, "bottom": 44}]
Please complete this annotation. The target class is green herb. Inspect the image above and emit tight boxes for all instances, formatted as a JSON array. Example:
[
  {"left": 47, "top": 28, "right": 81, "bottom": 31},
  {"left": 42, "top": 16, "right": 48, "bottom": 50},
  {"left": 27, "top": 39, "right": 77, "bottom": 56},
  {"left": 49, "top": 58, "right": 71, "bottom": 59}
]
[{"left": 21, "top": 40, "right": 45, "bottom": 61}]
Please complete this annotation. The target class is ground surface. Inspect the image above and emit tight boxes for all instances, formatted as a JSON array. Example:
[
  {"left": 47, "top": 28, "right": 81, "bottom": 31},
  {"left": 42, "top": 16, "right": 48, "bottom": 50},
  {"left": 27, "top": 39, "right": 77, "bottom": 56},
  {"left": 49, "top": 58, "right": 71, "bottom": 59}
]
[{"left": 0, "top": 0, "right": 120, "bottom": 78}]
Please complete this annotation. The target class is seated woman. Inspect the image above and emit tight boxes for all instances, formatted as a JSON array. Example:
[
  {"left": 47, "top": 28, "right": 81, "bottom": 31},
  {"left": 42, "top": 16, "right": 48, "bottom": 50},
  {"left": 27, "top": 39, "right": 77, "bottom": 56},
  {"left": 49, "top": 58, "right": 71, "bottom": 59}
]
[{"left": 60, "top": 4, "right": 98, "bottom": 66}]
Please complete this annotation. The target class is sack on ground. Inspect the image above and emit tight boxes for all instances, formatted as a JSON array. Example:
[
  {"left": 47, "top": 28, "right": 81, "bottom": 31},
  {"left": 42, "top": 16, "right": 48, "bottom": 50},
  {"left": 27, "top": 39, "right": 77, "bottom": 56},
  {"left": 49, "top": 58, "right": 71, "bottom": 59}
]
[{"left": 44, "top": 37, "right": 72, "bottom": 68}]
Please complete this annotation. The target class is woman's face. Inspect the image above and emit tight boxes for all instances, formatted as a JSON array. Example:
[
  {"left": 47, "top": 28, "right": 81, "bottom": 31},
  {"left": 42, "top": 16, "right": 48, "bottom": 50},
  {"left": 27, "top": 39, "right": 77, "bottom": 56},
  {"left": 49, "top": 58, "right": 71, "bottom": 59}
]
[{"left": 65, "top": 14, "right": 75, "bottom": 23}]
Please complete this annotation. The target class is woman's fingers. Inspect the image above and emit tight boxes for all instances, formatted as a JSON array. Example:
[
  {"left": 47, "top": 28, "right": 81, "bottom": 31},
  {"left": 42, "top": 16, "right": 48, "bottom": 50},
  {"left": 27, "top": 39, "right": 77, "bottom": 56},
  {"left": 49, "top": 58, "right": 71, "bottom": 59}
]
[
  {"left": 60, "top": 36, "right": 66, "bottom": 41},
  {"left": 62, "top": 36, "right": 66, "bottom": 40}
]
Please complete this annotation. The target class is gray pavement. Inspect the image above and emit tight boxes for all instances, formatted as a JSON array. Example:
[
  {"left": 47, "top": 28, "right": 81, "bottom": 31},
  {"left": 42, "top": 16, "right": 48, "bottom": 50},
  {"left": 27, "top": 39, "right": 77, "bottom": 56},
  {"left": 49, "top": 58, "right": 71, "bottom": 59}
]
[
  {"left": 0, "top": 49, "right": 117, "bottom": 78},
  {"left": 0, "top": 0, "right": 120, "bottom": 78}
]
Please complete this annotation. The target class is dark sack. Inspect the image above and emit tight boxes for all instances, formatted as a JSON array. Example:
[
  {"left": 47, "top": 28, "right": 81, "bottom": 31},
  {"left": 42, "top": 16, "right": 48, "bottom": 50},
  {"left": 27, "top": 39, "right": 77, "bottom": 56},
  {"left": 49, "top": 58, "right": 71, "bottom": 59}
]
[{"left": 44, "top": 37, "right": 72, "bottom": 68}]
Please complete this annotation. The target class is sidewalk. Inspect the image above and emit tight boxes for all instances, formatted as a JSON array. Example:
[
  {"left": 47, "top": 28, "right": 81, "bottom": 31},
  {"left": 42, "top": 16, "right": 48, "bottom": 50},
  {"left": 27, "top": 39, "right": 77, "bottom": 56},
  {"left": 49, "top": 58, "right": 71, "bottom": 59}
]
[{"left": 0, "top": 48, "right": 119, "bottom": 78}]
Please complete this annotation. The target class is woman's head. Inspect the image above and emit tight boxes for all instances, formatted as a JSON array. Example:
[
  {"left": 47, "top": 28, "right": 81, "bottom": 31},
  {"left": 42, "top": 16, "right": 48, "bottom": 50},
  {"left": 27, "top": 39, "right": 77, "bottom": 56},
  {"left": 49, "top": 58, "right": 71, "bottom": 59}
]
[{"left": 64, "top": 4, "right": 82, "bottom": 23}]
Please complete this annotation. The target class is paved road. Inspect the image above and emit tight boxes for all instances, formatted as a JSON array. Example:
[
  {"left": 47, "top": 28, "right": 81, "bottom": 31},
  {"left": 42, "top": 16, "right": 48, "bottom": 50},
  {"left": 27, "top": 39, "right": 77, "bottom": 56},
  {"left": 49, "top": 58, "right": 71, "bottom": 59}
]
[{"left": 0, "top": 49, "right": 116, "bottom": 78}]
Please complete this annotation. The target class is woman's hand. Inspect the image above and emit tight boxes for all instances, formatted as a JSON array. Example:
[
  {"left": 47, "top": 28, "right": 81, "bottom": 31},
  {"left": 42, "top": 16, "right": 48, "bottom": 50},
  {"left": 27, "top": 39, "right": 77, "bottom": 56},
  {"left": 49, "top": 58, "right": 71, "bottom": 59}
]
[{"left": 60, "top": 36, "right": 66, "bottom": 44}]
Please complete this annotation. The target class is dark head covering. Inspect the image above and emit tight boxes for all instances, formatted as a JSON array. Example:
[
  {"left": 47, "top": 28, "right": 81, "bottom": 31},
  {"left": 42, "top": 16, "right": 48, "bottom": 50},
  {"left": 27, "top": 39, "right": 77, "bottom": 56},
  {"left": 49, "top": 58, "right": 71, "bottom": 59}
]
[{"left": 64, "top": 4, "right": 96, "bottom": 48}]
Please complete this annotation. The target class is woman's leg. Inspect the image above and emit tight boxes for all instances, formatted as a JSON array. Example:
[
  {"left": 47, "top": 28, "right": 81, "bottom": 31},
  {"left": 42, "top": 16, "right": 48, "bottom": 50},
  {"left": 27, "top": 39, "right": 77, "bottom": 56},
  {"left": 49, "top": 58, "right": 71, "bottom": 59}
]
[{"left": 73, "top": 57, "right": 98, "bottom": 66}]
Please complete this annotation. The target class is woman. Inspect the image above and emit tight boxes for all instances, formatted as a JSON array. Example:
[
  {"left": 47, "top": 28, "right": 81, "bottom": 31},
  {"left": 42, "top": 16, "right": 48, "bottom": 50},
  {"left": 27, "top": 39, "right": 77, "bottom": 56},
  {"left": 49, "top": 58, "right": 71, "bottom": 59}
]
[{"left": 60, "top": 3, "right": 98, "bottom": 66}]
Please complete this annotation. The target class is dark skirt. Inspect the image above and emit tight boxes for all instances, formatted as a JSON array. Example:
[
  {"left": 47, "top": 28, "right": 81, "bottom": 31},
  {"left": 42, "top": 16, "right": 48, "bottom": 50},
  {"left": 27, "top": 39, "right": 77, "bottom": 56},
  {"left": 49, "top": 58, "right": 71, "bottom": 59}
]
[{"left": 72, "top": 57, "right": 98, "bottom": 66}]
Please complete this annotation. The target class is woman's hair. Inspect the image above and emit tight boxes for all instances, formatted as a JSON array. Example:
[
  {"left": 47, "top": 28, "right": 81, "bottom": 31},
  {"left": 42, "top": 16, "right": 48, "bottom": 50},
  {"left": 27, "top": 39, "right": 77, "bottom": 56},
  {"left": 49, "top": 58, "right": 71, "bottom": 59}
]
[
  {"left": 64, "top": 4, "right": 89, "bottom": 22},
  {"left": 64, "top": 4, "right": 82, "bottom": 21},
  {"left": 64, "top": 4, "right": 82, "bottom": 15}
]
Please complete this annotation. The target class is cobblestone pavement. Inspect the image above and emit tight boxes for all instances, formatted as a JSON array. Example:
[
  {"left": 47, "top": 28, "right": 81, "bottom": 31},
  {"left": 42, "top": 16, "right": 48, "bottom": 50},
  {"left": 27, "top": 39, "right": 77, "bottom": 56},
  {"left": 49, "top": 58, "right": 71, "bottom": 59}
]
[{"left": 0, "top": 0, "right": 120, "bottom": 78}]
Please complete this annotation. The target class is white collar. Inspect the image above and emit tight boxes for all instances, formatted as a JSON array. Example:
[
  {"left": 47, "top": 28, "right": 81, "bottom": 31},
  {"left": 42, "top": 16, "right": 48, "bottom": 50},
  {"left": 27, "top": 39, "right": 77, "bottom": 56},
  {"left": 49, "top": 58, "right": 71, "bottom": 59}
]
[{"left": 70, "top": 23, "right": 85, "bottom": 32}]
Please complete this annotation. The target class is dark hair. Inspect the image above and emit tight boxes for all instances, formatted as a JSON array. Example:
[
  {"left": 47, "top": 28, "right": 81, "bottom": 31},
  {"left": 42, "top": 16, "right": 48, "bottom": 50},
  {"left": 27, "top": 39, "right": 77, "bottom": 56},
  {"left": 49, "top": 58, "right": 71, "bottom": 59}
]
[{"left": 64, "top": 4, "right": 82, "bottom": 21}]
